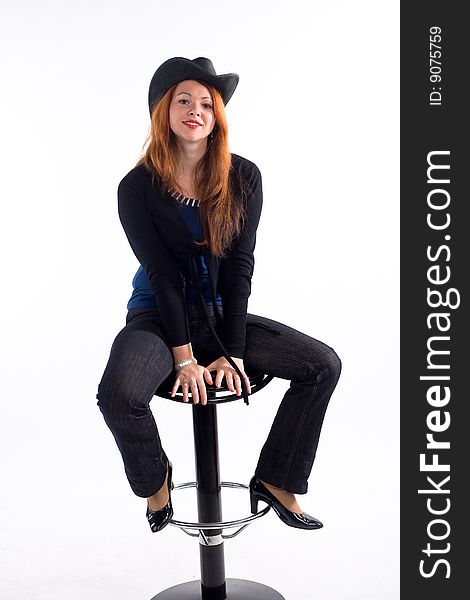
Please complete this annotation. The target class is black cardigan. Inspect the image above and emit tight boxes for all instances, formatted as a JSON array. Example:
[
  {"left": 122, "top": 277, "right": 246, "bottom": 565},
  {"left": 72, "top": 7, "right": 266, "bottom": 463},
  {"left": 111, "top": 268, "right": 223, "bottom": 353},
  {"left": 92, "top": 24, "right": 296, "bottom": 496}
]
[{"left": 117, "top": 153, "right": 263, "bottom": 403}]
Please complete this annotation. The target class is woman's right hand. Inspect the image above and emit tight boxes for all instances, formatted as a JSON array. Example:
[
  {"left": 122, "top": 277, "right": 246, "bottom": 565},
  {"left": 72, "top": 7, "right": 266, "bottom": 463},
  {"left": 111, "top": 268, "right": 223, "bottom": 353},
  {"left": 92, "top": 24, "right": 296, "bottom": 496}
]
[{"left": 171, "top": 363, "right": 214, "bottom": 405}]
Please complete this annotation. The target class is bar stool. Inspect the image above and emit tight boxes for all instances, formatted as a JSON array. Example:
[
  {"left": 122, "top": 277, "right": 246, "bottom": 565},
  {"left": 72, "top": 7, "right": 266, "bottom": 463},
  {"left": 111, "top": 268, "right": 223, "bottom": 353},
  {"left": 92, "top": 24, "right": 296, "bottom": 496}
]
[{"left": 150, "top": 368, "right": 286, "bottom": 600}]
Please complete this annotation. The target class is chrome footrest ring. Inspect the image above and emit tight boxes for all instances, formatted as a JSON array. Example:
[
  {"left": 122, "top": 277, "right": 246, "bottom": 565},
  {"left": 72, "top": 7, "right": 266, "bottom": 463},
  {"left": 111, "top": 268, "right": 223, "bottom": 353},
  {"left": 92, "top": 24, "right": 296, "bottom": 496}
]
[{"left": 169, "top": 481, "right": 270, "bottom": 539}]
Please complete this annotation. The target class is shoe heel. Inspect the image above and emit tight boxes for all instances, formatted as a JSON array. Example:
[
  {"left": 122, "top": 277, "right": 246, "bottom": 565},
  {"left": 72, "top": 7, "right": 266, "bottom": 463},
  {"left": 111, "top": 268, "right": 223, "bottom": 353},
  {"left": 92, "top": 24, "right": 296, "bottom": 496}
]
[
  {"left": 167, "top": 460, "right": 174, "bottom": 491},
  {"left": 250, "top": 493, "right": 259, "bottom": 514}
]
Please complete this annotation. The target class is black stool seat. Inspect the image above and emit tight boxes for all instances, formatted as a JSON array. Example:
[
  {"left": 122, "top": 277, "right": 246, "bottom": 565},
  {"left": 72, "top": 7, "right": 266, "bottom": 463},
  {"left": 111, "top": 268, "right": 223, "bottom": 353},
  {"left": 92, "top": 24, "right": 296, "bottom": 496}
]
[
  {"left": 151, "top": 369, "right": 285, "bottom": 600},
  {"left": 156, "top": 367, "right": 274, "bottom": 404}
]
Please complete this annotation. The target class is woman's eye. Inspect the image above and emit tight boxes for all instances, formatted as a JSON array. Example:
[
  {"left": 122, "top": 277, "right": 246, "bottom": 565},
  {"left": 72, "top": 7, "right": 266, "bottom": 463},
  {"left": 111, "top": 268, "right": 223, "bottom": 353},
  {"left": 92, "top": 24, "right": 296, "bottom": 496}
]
[{"left": 178, "top": 99, "right": 212, "bottom": 109}]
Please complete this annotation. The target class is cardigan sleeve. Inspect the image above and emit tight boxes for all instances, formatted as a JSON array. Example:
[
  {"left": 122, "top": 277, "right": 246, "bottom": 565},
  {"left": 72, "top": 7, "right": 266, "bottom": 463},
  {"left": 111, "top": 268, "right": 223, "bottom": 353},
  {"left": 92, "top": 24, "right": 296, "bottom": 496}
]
[
  {"left": 218, "top": 161, "right": 263, "bottom": 358},
  {"left": 117, "top": 173, "right": 191, "bottom": 348}
]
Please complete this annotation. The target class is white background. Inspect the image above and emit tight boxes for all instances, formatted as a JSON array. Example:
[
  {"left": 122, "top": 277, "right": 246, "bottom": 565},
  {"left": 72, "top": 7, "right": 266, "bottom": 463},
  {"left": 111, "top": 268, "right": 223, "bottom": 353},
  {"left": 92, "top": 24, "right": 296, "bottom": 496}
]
[{"left": 0, "top": 1, "right": 399, "bottom": 599}]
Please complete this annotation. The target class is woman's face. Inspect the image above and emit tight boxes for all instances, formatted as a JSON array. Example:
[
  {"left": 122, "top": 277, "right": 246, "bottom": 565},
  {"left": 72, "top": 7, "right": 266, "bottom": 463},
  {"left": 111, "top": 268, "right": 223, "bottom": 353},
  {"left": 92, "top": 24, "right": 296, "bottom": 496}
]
[{"left": 169, "top": 80, "right": 215, "bottom": 146}]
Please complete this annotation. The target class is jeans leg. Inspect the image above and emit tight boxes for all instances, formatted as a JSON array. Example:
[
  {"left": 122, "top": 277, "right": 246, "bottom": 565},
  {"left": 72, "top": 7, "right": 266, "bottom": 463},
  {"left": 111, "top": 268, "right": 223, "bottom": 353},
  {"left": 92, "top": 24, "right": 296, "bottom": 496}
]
[
  {"left": 242, "top": 313, "right": 342, "bottom": 495},
  {"left": 96, "top": 309, "right": 174, "bottom": 498}
]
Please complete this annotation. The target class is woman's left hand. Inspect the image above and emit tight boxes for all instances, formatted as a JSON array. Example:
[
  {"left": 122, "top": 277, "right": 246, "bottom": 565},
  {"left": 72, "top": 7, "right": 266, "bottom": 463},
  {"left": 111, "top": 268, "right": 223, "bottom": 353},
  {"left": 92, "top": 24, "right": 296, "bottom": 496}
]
[{"left": 205, "top": 356, "right": 251, "bottom": 396}]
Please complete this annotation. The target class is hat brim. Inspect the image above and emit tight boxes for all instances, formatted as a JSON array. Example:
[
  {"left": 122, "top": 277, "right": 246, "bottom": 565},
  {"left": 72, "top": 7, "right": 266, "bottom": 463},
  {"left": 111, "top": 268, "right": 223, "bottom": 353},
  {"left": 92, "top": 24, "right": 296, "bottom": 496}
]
[{"left": 148, "top": 57, "right": 239, "bottom": 115}]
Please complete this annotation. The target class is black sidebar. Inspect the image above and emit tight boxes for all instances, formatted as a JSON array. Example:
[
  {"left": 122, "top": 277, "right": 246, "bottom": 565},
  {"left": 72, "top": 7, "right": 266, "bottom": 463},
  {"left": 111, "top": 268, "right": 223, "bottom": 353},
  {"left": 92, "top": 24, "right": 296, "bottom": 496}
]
[{"left": 401, "top": 2, "right": 468, "bottom": 598}]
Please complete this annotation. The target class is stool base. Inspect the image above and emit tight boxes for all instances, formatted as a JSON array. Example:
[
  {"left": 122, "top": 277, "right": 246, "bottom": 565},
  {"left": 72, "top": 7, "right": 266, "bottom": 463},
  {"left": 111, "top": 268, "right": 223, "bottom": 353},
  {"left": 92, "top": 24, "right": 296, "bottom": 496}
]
[{"left": 150, "top": 577, "right": 285, "bottom": 599}]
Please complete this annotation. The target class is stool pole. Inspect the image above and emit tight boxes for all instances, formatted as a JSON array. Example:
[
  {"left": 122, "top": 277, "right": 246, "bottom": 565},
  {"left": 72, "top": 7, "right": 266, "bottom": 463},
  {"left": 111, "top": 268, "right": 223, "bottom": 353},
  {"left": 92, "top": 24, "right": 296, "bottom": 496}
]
[{"left": 192, "top": 403, "right": 227, "bottom": 600}]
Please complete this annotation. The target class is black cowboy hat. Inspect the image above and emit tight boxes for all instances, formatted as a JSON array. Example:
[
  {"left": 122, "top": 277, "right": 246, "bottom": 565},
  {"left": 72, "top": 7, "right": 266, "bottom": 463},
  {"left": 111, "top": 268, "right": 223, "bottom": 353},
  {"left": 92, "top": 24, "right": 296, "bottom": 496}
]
[{"left": 148, "top": 56, "right": 239, "bottom": 116}]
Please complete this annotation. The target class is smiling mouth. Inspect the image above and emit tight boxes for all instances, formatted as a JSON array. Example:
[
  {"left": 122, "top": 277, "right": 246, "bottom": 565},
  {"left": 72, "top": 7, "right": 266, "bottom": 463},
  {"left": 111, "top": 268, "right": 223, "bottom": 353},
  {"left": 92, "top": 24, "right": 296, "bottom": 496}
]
[{"left": 182, "top": 121, "right": 202, "bottom": 127}]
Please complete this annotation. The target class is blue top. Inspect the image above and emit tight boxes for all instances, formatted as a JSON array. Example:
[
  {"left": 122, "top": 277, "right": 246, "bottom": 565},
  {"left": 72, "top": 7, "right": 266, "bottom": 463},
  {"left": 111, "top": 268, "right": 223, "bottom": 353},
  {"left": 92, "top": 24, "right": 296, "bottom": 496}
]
[{"left": 127, "top": 199, "right": 222, "bottom": 309}]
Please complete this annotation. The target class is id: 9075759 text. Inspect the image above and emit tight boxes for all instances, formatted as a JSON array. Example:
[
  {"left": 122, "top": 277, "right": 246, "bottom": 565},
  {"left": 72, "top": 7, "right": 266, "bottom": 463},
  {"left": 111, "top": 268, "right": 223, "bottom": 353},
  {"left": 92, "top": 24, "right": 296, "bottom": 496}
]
[{"left": 429, "top": 26, "right": 442, "bottom": 106}]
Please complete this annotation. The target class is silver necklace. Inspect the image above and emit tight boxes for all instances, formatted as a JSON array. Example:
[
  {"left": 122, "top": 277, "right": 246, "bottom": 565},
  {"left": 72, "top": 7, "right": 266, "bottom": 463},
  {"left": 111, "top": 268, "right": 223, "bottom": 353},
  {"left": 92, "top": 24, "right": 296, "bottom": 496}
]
[{"left": 167, "top": 187, "right": 201, "bottom": 207}]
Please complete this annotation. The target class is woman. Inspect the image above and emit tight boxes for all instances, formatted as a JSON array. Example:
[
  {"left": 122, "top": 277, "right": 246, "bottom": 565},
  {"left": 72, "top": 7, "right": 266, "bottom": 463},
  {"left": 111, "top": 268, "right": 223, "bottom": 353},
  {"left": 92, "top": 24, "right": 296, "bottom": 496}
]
[{"left": 96, "top": 56, "right": 341, "bottom": 533}]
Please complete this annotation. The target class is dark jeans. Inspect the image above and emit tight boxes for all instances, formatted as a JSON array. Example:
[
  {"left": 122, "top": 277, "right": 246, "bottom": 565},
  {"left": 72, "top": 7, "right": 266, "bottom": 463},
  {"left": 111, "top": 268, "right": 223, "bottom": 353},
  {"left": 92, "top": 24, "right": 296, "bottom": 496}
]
[{"left": 96, "top": 304, "right": 341, "bottom": 498}]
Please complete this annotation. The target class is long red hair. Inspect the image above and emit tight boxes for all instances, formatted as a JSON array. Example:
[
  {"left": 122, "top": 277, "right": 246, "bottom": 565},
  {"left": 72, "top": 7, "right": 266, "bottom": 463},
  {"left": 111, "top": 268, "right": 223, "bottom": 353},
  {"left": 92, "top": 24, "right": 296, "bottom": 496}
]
[{"left": 136, "top": 81, "right": 246, "bottom": 257}]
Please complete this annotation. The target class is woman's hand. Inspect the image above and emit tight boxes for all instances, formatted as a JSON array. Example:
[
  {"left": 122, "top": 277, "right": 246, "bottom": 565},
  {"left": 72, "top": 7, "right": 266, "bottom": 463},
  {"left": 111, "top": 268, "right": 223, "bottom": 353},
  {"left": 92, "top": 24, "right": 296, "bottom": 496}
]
[
  {"left": 205, "top": 356, "right": 252, "bottom": 397},
  {"left": 171, "top": 363, "right": 214, "bottom": 405}
]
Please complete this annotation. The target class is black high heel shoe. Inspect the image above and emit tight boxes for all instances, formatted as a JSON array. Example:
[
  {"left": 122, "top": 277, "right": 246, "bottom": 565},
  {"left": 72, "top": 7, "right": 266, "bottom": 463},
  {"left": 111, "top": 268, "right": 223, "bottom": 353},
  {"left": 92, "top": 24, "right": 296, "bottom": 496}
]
[
  {"left": 249, "top": 476, "right": 323, "bottom": 530},
  {"left": 146, "top": 460, "right": 174, "bottom": 533}
]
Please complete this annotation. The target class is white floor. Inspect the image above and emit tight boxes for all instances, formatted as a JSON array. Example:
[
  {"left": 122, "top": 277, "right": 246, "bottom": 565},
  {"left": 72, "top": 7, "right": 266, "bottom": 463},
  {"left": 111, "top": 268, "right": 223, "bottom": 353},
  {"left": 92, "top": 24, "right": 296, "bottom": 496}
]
[{"left": 1, "top": 368, "right": 399, "bottom": 600}]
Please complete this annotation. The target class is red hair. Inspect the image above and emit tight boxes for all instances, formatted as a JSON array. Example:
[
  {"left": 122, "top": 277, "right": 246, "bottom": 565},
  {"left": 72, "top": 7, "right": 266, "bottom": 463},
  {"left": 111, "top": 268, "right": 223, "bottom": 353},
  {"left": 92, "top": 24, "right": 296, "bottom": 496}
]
[{"left": 136, "top": 81, "right": 246, "bottom": 257}]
